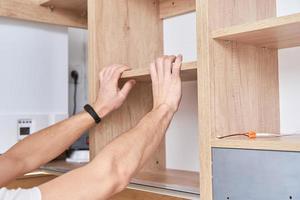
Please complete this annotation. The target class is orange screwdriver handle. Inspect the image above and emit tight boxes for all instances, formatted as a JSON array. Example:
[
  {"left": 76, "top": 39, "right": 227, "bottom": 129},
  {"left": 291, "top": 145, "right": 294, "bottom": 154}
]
[{"left": 247, "top": 131, "right": 257, "bottom": 139}]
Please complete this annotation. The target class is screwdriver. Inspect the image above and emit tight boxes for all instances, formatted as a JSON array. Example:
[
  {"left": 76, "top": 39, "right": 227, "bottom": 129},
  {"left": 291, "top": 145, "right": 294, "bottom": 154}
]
[{"left": 217, "top": 131, "right": 296, "bottom": 139}]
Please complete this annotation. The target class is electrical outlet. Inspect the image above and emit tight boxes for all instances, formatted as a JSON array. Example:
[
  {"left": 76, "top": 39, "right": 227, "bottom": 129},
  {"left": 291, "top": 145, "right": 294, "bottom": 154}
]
[{"left": 69, "top": 65, "right": 83, "bottom": 84}]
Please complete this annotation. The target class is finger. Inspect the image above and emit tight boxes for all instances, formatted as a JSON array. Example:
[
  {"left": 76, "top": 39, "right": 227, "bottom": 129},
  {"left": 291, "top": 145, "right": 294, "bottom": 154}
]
[
  {"left": 106, "top": 64, "right": 121, "bottom": 78},
  {"left": 100, "top": 66, "right": 114, "bottom": 82},
  {"left": 119, "top": 79, "right": 136, "bottom": 99},
  {"left": 112, "top": 65, "right": 131, "bottom": 83},
  {"left": 150, "top": 61, "right": 158, "bottom": 105},
  {"left": 150, "top": 62, "right": 158, "bottom": 84},
  {"left": 164, "top": 55, "right": 176, "bottom": 78},
  {"left": 172, "top": 55, "right": 183, "bottom": 77},
  {"left": 99, "top": 69, "right": 105, "bottom": 81},
  {"left": 156, "top": 56, "right": 165, "bottom": 82}
]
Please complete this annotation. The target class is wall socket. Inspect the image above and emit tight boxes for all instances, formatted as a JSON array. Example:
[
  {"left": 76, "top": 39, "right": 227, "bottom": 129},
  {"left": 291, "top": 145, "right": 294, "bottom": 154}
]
[{"left": 69, "top": 65, "right": 83, "bottom": 84}]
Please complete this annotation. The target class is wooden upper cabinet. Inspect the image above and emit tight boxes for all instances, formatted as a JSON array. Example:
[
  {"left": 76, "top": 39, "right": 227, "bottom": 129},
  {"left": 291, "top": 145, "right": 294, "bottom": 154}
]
[
  {"left": 0, "top": 0, "right": 196, "bottom": 28},
  {"left": 0, "top": 0, "right": 87, "bottom": 28}
]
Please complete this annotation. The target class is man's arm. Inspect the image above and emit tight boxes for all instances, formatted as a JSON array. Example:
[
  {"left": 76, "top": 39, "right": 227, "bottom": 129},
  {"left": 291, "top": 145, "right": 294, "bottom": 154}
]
[
  {"left": 0, "top": 65, "right": 136, "bottom": 187},
  {"left": 39, "top": 55, "right": 183, "bottom": 200}
]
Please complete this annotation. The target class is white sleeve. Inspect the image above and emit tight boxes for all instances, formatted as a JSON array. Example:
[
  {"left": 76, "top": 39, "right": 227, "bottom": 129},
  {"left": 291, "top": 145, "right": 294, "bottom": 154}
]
[{"left": 0, "top": 187, "right": 41, "bottom": 200}]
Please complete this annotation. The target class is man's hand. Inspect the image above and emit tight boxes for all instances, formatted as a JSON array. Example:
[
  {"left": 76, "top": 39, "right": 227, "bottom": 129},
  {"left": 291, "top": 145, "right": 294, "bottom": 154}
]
[
  {"left": 93, "top": 64, "right": 136, "bottom": 118},
  {"left": 150, "top": 55, "right": 183, "bottom": 113}
]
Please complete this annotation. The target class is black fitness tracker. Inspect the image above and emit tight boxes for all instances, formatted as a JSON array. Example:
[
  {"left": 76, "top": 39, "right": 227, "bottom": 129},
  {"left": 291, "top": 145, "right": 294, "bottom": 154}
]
[{"left": 84, "top": 104, "right": 102, "bottom": 124}]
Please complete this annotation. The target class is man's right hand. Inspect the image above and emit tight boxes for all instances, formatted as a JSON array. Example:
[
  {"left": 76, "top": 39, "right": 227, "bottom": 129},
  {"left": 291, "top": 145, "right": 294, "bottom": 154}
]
[{"left": 150, "top": 55, "right": 183, "bottom": 113}]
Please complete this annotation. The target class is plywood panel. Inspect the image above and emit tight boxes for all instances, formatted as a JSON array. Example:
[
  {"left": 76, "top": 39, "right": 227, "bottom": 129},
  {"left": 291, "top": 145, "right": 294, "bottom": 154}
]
[
  {"left": 197, "top": 0, "right": 278, "bottom": 199},
  {"left": 88, "top": 0, "right": 165, "bottom": 172},
  {"left": 0, "top": 0, "right": 87, "bottom": 28}
]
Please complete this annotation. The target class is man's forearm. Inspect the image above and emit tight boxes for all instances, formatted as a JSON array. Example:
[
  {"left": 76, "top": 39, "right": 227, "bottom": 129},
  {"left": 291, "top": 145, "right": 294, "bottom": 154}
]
[
  {"left": 4, "top": 112, "right": 95, "bottom": 176},
  {"left": 91, "top": 104, "right": 174, "bottom": 184},
  {"left": 39, "top": 105, "right": 175, "bottom": 200}
]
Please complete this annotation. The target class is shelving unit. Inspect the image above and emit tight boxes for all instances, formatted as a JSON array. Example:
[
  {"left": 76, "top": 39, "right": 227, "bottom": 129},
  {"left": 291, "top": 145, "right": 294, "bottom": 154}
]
[
  {"left": 4, "top": 0, "right": 300, "bottom": 199},
  {"left": 198, "top": 0, "right": 300, "bottom": 199},
  {"left": 88, "top": 0, "right": 199, "bottom": 198},
  {"left": 1, "top": 0, "right": 198, "bottom": 199}
]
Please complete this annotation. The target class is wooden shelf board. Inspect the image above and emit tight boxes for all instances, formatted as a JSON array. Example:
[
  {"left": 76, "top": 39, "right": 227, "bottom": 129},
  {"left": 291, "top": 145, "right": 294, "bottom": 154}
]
[
  {"left": 132, "top": 169, "right": 200, "bottom": 194},
  {"left": 42, "top": 160, "right": 199, "bottom": 194},
  {"left": 159, "top": 0, "right": 196, "bottom": 19},
  {"left": 40, "top": 0, "right": 87, "bottom": 15},
  {"left": 0, "top": 0, "right": 87, "bottom": 28},
  {"left": 121, "top": 61, "right": 197, "bottom": 82},
  {"left": 211, "top": 135, "right": 300, "bottom": 152},
  {"left": 212, "top": 13, "right": 300, "bottom": 49},
  {"left": 41, "top": 160, "right": 85, "bottom": 174}
]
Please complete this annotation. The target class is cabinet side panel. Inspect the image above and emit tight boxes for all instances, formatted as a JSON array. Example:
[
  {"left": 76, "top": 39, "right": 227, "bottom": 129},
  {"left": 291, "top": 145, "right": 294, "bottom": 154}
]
[
  {"left": 88, "top": 0, "right": 165, "bottom": 171},
  {"left": 197, "top": 0, "right": 213, "bottom": 199}
]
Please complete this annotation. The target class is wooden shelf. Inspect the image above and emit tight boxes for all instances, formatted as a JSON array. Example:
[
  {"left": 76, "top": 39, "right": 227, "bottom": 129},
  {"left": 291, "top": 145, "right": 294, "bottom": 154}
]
[
  {"left": 132, "top": 169, "right": 199, "bottom": 194},
  {"left": 211, "top": 135, "right": 300, "bottom": 152},
  {"left": 41, "top": 160, "right": 200, "bottom": 194},
  {"left": 212, "top": 13, "right": 300, "bottom": 49},
  {"left": 40, "top": 0, "right": 87, "bottom": 15},
  {"left": 42, "top": 161, "right": 199, "bottom": 194},
  {"left": 121, "top": 61, "right": 197, "bottom": 81},
  {"left": 41, "top": 160, "right": 85, "bottom": 173}
]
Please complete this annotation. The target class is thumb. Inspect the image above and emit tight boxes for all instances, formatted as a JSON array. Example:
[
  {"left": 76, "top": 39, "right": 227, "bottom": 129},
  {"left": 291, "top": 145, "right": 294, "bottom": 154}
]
[{"left": 119, "top": 79, "right": 136, "bottom": 99}]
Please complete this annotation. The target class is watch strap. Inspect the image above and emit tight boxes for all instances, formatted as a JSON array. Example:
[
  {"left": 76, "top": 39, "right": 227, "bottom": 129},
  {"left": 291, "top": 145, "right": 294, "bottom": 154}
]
[{"left": 84, "top": 104, "right": 101, "bottom": 124}]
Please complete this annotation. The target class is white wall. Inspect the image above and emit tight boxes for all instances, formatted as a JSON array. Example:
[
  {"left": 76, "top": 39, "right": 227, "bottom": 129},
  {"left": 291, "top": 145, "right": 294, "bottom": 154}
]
[
  {"left": 277, "top": 0, "right": 300, "bottom": 134},
  {"left": 68, "top": 28, "right": 88, "bottom": 115},
  {"left": 163, "top": 13, "right": 199, "bottom": 171},
  {"left": 0, "top": 17, "right": 68, "bottom": 153}
]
